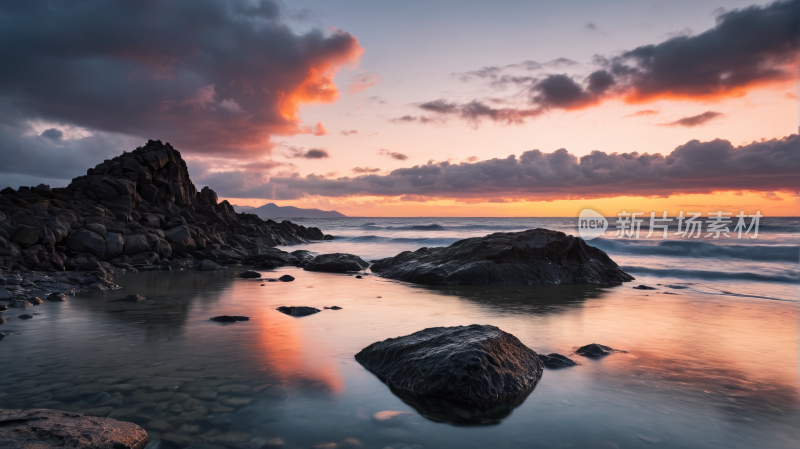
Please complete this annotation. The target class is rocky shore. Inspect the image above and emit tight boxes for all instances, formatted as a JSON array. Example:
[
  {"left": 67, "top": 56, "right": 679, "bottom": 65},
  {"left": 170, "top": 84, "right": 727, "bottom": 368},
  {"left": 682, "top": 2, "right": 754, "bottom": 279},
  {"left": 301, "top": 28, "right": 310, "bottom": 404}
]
[{"left": 0, "top": 139, "right": 329, "bottom": 303}]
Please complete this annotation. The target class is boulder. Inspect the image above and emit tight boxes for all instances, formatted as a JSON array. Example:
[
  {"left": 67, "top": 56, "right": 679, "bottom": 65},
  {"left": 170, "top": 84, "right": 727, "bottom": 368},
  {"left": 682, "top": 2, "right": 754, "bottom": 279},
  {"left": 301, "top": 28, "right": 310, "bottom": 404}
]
[
  {"left": 575, "top": 343, "right": 627, "bottom": 358},
  {"left": 370, "top": 228, "right": 634, "bottom": 285},
  {"left": 278, "top": 274, "right": 295, "bottom": 282},
  {"left": 0, "top": 408, "right": 149, "bottom": 449},
  {"left": 0, "top": 289, "right": 12, "bottom": 300},
  {"left": 538, "top": 353, "right": 579, "bottom": 368},
  {"left": 240, "top": 270, "right": 261, "bottom": 278},
  {"left": 197, "top": 186, "right": 218, "bottom": 206},
  {"left": 67, "top": 230, "right": 106, "bottom": 258},
  {"left": 11, "top": 224, "right": 41, "bottom": 248},
  {"left": 123, "top": 234, "right": 150, "bottom": 255},
  {"left": 354, "top": 324, "right": 543, "bottom": 422},
  {"left": 303, "top": 253, "right": 369, "bottom": 273},
  {"left": 47, "top": 292, "right": 67, "bottom": 301},
  {"left": 164, "top": 225, "right": 196, "bottom": 252},
  {"left": 105, "top": 232, "right": 125, "bottom": 259},
  {"left": 197, "top": 259, "right": 223, "bottom": 271},
  {"left": 0, "top": 236, "right": 22, "bottom": 257},
  {"left": 84, "top": 222, "right": 108, "bottom": 239},
  {"left": 276, "top": 306, "right": 320, "bottom": 317}
]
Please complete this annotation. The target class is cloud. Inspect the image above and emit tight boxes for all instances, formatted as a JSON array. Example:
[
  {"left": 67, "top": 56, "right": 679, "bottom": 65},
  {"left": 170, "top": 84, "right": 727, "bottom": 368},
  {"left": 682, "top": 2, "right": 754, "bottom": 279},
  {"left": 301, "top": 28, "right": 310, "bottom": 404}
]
[
  {"left": 408, "top": 0, "right": 799, "bottom": 126},
  {"left": 352, "top": 167, "right": 381, "bottom": 173},
  {"left": 586, "top": 22, "right": 608, "bottom": 36},
  {"left": 661, "top": 111, "right": 723, "bottom": 127},
  {"left": 379, "top": 149, "right": 409, "bottom": 161},
  {"left": 341, "top": 130, "right": 358, "bottom": 136},
  {"left": 40, "top": 128, "right": 63, "bottom": 141},
  {"left": 623, "top": 110, "right": 659, "bottom": 118},
  {"left": 349, "top": 74, "right": 380, "bottom": 93},
  {"left": 200, "top": 134, "right": 800, "bottom": 201},
  {"left": 285, "top": 148, "right": 330, "bottom": 159},
  {"left": 0, "top": 0, "right": 362, "bottom": 159}
]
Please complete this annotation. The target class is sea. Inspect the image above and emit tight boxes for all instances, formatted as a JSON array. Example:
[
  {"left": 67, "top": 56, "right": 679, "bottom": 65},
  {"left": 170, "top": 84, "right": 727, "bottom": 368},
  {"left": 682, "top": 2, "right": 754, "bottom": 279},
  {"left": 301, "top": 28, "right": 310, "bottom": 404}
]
[{"left": 1, "top": 217, "right": 798, "bottom": 449}]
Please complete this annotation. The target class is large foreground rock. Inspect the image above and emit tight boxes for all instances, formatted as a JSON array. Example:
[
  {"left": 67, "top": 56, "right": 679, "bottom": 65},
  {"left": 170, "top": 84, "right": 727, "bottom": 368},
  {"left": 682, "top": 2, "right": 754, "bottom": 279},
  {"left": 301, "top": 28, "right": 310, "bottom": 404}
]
[
  {"left": 370, "top": 228, "right": 634, "bottom": 285},
  {"left": 0, "top": 408, "right": 149, "bottom": 449},
  {"left": 355, "top": 325, "right": 543, "bottom": 423},
  {"left": 303, "top": 253, "right": 369, "bottom": 273}
]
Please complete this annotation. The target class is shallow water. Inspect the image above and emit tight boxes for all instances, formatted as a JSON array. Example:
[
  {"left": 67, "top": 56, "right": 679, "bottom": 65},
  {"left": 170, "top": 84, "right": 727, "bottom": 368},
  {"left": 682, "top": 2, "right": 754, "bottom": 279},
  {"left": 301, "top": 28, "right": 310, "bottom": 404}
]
[{"left": 1, "top": 266, "right": 798, "bottom": 449}]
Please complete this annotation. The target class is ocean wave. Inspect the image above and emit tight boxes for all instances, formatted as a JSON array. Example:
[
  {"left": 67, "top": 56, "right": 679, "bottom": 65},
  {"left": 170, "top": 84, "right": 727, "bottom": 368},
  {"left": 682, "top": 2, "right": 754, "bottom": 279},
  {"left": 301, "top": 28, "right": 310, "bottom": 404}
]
[
  {"left": 622, "top": 266, "right": 799, "bottom": 284},
  {"left": 593, "top": 239, "right": 799, "bottom": 262},
  {"left": 341, "top": 235, "right": 460, "bottom": 246}
]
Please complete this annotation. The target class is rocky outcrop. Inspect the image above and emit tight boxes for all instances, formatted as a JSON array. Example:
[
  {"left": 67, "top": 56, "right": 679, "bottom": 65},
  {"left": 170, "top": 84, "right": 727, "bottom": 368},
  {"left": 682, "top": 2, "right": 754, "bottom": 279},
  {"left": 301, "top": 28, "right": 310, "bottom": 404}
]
[
  {"left": 276, "top": 306, "right": 320, "bottom": 317},
  {"left": 538, "top": 353, "right": 579, "bottom": 368},
  {"left": 0, "top": 140, "right": 326, "bottom": 278},
  {"left": 303, "top": 253, "right": 369, "bottom": 273},
  {"left": 370, "top": 228, "right": 634, "bottom": 285},
  {"left": 575, "top": 343, "right": 627, "bottom": 358},
  {"left": 0, "top": 408, "right": 149, "bottom": 449},
  {"left": 355, "top": 325, "right": 543, "bottom": 423}
]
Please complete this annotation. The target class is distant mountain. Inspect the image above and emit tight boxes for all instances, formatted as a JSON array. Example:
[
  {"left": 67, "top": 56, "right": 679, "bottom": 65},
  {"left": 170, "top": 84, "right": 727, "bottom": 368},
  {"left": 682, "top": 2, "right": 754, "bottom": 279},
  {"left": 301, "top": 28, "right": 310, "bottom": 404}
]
[{"left": 232, "top": 203, "right": 346, "bottom": 218}]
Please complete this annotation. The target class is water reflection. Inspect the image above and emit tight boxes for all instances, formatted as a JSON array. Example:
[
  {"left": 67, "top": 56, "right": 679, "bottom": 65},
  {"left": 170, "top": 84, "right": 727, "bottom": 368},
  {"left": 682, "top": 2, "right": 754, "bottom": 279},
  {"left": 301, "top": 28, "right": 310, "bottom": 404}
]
[{"left": 0, "top": 267, "right": 797, "bottom": 449}]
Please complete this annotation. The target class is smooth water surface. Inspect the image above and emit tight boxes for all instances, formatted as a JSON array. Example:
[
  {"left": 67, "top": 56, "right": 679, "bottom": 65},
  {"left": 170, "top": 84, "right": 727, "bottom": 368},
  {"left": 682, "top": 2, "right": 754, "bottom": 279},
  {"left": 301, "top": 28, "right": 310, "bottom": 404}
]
[{"left": 1, "top": 265, "right": 798, "bottom": 449}]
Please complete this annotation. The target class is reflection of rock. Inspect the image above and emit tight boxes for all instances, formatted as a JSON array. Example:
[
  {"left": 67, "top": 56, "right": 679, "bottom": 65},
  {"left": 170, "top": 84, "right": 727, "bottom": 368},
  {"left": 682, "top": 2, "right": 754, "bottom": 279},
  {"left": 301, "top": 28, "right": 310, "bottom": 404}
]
[
  {"left": 276, "top": 306, "right": 320, "bottom": 317},
  {"left": 538, "top": 353, "right": 579, "bottom": 368},
  {"left": 240, "top": 270, "right": 261, "bottom": 278},
  {"left": 303, "top": 253, "right": 369, "bottom": 273},
  {"left": 371, "top": 228, "right": 634, "bottom": 285},
  {"left": 355, "top": 325, "right": 543, "bottom": 425},
  {"left": 575, "top": 343, "right": 627, "bottom": 358},
  {"left": 109, "top": 294, "right": 146, "bottom": 303},
  {"left": 0, "top": 408, "right": 149, "bottom": 449},
  {"left": 372, "top": 410, "right": 412, "bottom": 426}
]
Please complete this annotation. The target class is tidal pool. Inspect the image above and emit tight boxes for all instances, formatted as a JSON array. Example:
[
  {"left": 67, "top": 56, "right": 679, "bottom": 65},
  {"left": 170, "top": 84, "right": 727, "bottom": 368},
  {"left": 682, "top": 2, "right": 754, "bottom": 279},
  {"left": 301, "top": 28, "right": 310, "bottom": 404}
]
[{"left": 1, "top": 267, "right": 798, "bottom": 449}]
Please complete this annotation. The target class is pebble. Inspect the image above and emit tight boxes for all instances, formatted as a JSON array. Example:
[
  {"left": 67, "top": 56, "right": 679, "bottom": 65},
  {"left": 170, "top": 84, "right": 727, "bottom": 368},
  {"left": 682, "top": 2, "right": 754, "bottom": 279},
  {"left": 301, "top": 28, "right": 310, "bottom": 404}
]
[{"left": 19, "top": 314, "right": 33, "bottom": 320}]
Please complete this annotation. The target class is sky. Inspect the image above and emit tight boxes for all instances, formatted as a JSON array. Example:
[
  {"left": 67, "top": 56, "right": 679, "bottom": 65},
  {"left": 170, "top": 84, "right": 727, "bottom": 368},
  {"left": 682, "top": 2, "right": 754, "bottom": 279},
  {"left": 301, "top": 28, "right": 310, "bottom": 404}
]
[{"left": 0, "top": 0, "right": 798, "bottom": 216}]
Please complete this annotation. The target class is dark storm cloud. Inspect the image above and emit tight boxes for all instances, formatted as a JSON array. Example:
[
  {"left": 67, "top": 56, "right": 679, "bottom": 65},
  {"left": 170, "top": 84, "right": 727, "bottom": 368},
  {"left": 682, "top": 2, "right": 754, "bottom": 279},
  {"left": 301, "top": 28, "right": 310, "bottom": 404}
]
[
  {"left": 408, "top": 0, "right": 799, "bottom": 126},
  {"left": 398, "top": 100, "right": 542, "bottom": 126},
  {"left": 204, "top": 134, "right": 800, "bottom": 200},
  {"left": 661, "top": 111, "right": 724, "bottom": 127},
  {"left": 0, "top": 0, "right": 362, "bottom": 159},
  {"left": 286, "top": 148, "right": 330, "bottom": 159},
  {"left": 379, "top": 149, "right": 409, "bottom": 161}
]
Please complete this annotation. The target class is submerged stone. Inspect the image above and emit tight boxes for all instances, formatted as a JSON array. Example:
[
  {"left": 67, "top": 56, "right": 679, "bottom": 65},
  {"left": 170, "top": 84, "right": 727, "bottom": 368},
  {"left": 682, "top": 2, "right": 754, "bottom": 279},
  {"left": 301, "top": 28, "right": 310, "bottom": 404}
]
[
  {"left": 575, "top": 343, "right": 627, "bottom": 358},
  {"left": 370, "top": 228, "right": 634, "bottom": 286},
  {"left": 0, "top": 408, "right": 149, "bottom": 449},
  {"left": 278, "top": 275, "right": 295, "bottom": 282},
  {"left": 276, "top": 306, "right": 320, "bottom": 317},
  {"left": 633, "top": 285, "right": 657, "bottom": 290},
  {"left": 355, "top": 324, "right": 543, "bottom": 424},
  {"left": 538, "top": 353, "right": 579, "bottom": 368}
]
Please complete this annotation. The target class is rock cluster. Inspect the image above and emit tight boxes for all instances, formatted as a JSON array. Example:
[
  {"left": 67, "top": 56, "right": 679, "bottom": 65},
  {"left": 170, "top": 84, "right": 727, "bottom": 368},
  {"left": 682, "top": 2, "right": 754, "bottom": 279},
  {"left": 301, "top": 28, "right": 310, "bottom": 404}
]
[
  {"left": 0, "top": 139, "right": 325, "bottom": 284},
  {"left": 303, "top": 253, "right": 369, "bottom": 273},
  {"left": 0, "top": 408, "right": 149, "bottom": 449},
  {"left": 355, "top": 324, "right": 543, "bottom": 423},
  {"left": 370, "top": 228, "right": 635, "bottom": 285}
]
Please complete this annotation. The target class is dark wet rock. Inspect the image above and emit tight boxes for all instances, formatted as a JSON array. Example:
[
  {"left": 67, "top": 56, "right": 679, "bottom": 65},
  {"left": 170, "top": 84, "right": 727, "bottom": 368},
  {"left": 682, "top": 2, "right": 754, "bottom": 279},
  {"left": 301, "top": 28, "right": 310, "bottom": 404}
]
[
  {"left": 29, "top": 296, "right": 43, "bottom": 305},
  {"left": 276, "top": 306, "right": 320, "bottom": 317},
  {"left": 240, "top": 270, "right": 261, "bottom": 278},
  {"left": 323, "top": 234, "right": 334, "bottom": 240},
  {"left": 110, "top": 294, "right": 146, "bottom": 303},
  {"left": 370, "top": 228, "right": 634, "bottom": 286},
  {"left": 355, "top": 275, "right": 362, "bottom": 279},
  {"left": 0, "top": 289, "right": 12, "bottom": 300},
  {"left": 355, "top": 324, "right": 543, "bottom": 420},
  {"left": 632, "top": 285, "right": 657, "bottom": 290},
  {"left": 303, "top": 253, "right": 369, "bottom": 273},
  {"left": 0, "top": 408, "right": 149, "bottom": 449},
  {"left": 538, "top": 353, "right": 579, "bottom": 368},
  {"left": 11, "top": 224, "right": 41, "bottom": 248},
  {"left": 19, "top": 314, "right": 34, "bottom": 319},
  {"left": 210, "top": 315, "right": 250, "bottom": 323},
  {"left": 67, "top": 229, "right": 107, "bottom": 258},
  {"left": 575, "top": 343, "right": 627, "bottom": 358},
  {"left": 47, "top": 292, "right": 67, "bottom": 301},
  {"left": 278, "top": 274, "right": 295, "bottom": 282},
  {"left": 324, "top": 306, "right": 343, "bottom": 310},
  {"left": 0, "top": 304, "right": 7, "bottom": 311},
  {"left": 196, "top": 259, "right": 223, "bottom": 271}
]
